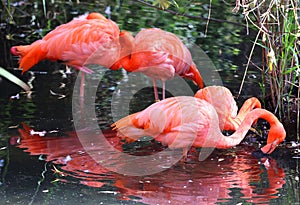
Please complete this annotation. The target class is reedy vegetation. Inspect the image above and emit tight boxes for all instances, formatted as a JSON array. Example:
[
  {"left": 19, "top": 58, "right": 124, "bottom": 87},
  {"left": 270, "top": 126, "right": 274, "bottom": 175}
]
[{"left": 234, "top": 0, "right": 299, "bottom": 139}]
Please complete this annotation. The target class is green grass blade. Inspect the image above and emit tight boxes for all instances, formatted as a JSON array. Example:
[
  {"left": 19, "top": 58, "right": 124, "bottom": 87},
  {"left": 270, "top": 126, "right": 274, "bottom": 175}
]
[{"left": 0, "top": 67, "right": 31, "bottom": 92}]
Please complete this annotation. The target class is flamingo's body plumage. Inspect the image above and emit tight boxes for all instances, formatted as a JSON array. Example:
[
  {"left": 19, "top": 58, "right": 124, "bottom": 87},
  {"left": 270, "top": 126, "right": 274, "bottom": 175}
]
[{"left": 10, "top": 13, "right": 126, "bottom": 74}]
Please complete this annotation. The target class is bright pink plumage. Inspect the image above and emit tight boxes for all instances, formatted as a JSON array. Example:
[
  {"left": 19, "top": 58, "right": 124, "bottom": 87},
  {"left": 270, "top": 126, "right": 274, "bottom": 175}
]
[
  {"left": 120, "top": 28, "right": 204, "bottom": 100},
  {"left": 112, "top": 96, "right": 286, "bottom": 158},
  {"left": 10, "top": 12, "right": 124, "bottom": 74},
  {"left": 195, "top": 86, "right": 261, "bottom": 130}
]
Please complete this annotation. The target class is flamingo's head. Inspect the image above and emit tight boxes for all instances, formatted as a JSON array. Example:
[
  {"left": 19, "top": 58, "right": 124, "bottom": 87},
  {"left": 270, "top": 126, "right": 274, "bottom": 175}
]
[{"left": 261, "top": 121, "right": 286, "bottom": 154}]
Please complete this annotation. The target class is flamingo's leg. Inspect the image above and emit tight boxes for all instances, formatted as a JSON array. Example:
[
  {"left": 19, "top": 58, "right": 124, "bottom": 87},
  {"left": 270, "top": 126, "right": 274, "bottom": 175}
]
[
  {"left": 180, "top": 147, "right": 189, "bottom": 163},
  {"left": 162, "top": 80, "right": 166, "bottom": 100},
  {"left": 80, "top": 72, "right": 85, "bottom": 98},
  {"left": 152, "top": 79, "right": 159, "bottom": 102}
]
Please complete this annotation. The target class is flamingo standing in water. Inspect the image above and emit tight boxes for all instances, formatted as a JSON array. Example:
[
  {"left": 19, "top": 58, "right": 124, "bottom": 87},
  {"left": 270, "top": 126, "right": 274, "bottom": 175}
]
[
  {"left": 10, "top": 12, "right": 134, "bottom": 97},
  {"left": 118, "top": 28, "right": 204, "bottom": 101},
  {"left": 112, "top": 96, "right": 286, "bottom": 158},
  {"left": 194, "top": 86, "right": 261, "bottom": 130}
]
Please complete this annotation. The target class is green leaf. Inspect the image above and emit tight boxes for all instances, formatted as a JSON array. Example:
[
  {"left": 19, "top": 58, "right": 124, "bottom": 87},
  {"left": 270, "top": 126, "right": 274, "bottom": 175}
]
[
  {"left": 282, "top": 66, "right": 299, "bottom": 75},
  {"left": 152, "top": 0, "right": 178, "bottom": 10},
  {"left": 0, "top": 67, "right": 31, "bottom": 92}
]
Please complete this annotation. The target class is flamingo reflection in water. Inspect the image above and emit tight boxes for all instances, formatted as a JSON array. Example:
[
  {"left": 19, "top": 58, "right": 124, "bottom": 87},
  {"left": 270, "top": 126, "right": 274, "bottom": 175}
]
[{"left": 13, "top": 123, "right": 285, "bottom": 204}]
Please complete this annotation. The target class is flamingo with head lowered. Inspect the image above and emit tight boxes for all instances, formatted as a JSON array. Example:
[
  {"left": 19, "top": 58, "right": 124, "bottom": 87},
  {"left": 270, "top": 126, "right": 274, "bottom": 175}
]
[
  {"left": 10, "top": 12, "right": 134, "bottom": 97},
  {"left": 117, "top": 28, "right": 204, "bottom": 101},
  {"left": 112, "top": 96, "right": 286, "bottom": 159},
  {"left": 195, "top": 86, "right": 262, "bottom": 130}
]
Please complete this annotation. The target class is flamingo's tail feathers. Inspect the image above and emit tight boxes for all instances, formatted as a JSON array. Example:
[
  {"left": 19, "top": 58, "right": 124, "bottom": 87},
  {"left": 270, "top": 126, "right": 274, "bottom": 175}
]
[
  {"left": 186, "top": 63, "right": 204, "bottom": 88},
  {"left": 11, "top": 41, "right": 46, "bottom": 74},
  {"left": 111, "top": 114, "right": 134, "bottom": 131},
  {"left": 111, "top": 113, "right": 146, "bottom": 142}
]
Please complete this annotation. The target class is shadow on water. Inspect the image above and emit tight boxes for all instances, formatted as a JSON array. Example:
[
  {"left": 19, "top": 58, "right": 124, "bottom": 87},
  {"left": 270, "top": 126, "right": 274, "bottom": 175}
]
[{"left": 0, "top": 0, "right": 299, "bottom": 204}]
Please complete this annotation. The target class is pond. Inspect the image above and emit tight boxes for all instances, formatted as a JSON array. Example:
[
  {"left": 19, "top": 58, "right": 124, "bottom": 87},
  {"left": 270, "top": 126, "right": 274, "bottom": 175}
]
[{"left": 0, "top": 1, "right": 299, "bottom": 205}]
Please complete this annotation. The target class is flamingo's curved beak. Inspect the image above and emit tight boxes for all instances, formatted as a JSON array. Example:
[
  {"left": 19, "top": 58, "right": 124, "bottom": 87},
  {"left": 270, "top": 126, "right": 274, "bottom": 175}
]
[{"left": 261, "top": 139, "right": 279, "bottom": 154}]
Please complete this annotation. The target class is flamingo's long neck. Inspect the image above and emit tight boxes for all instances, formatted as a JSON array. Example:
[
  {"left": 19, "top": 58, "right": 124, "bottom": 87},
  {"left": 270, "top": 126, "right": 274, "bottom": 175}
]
[
  {"left": 223, "top": 97, "right": 261, "bottom": 130},
  {"left": 186, "top": 63, "right": 204, "bottom": 88},
  {"left": 215, "top": 109, "right": 282, "bottom": 149},
  {"left": 234, "top": 97, "right": 262, "bottom": 124},
  {"left": 110, "top": 31, "right": 135, "bottom": 70}
]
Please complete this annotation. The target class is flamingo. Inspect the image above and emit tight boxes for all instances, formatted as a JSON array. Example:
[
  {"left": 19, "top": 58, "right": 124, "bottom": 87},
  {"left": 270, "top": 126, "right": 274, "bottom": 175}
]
[
  {"left": 194, "top": 86, "right": 261, "bottom": 130},
  {"left": 118, "top": 28, "right": 204, "bottom": 101},
  {"left": 112, "top": 96, "right": 286, "bottom": 159},
  {"left": 10, "top": 12, "right": 134, "bottom": 97}
]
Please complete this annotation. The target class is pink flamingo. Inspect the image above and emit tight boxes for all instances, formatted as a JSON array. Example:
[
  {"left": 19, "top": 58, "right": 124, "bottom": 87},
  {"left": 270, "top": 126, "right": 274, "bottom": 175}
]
[
  {"left": 10, "top": 12, "right": 134, "bottom": 97},
  {"left": 112, "top": 96, "right": 286, "bottom": 158},
  {"left": 118, "top": 28, "right": 204, "bottom": 101}
]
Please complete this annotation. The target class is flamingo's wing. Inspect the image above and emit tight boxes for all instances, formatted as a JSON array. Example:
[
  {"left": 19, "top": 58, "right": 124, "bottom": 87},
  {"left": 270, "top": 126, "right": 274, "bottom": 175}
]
[
  {"left": 12, "top": 14, "right": 121, "bottom": 72},
  {"left": 195, "top": 86, "right": 238, "bottom": 130},
  {"left": 132, "top": 29, "right": 193, "bottom": 78}
]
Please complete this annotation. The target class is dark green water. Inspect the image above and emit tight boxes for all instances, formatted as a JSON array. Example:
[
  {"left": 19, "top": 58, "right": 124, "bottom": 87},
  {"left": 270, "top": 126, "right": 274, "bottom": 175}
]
[{"left": 0, "top": 1, "right": 299, "bottom": 204}]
